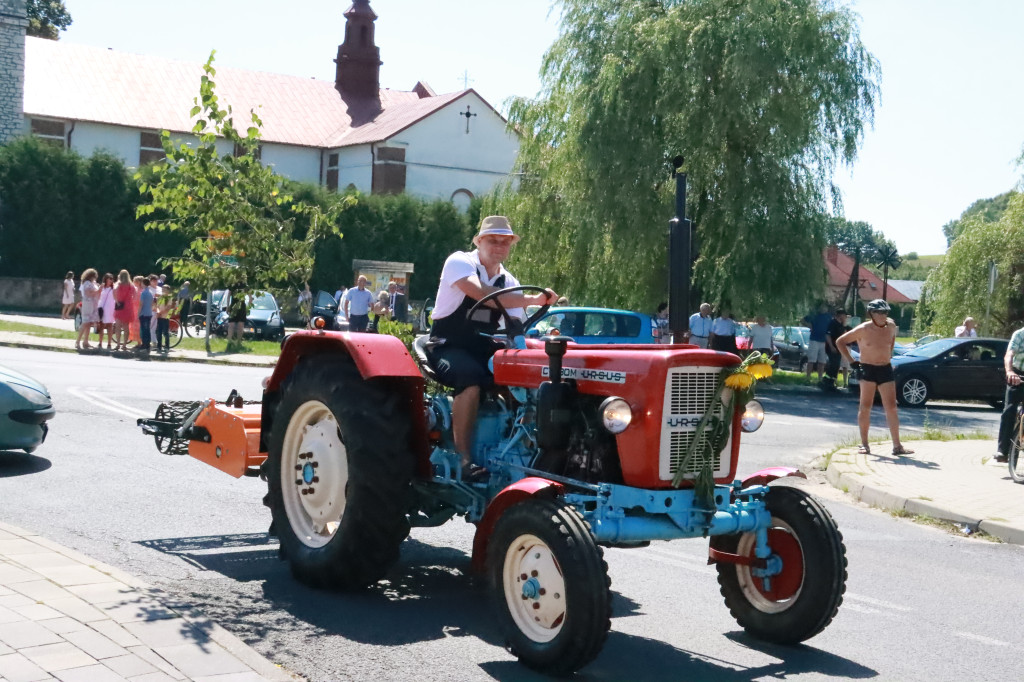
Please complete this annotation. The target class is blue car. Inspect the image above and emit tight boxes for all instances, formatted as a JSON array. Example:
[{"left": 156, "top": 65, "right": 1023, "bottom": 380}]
[
  {"left": 526, "top": 307, "right": 657, "bottom": 344},
  {"left": 0, "top": 364, "right": 55, "bottom": 453}
]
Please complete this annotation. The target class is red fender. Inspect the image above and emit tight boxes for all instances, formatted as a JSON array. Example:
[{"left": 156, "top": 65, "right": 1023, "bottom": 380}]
[
  {"left": 741, "top": 466, "right": 806, "bottom": 488},
  {"left": 266, "top": 330, "right": 423, "bottom": 392},
  {"left": 471, "top": 477, "right": 564, "bottom": 574}
]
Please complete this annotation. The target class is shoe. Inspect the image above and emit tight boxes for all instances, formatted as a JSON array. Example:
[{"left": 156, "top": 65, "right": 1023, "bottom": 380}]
[
  {"left": 995, "top": 452, "right": 1009, "bottom": 463},
  {"left": 892, "top": 445, "right": 914, "bottom": 456},
  {"left": 460, "top": 463, "right": 489, "bottom": 483},
  {"left": 857, "top": 444, "right": 871, "bottom": 455}
]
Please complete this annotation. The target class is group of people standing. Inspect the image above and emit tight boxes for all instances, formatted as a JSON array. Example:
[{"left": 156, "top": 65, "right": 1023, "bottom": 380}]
[
  {"left": 64, "top": 269, "right": 179, "bottom": 353},
  {"left": 339, "top": 276, "right": 408, "bottom": 333}
]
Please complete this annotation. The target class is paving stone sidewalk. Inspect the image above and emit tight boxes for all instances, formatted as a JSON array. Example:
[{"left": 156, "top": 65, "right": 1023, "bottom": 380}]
[
  {"left": 0, "top": 521, "right": 297, "bottom": 682},
  {"left": 823, "top": 438, "right": 1024, "bottom": 544}
]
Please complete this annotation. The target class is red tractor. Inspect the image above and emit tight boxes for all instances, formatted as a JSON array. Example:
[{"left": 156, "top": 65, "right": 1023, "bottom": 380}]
[{"left": 139, "top": 285, "right": 847, "bottom": 676}]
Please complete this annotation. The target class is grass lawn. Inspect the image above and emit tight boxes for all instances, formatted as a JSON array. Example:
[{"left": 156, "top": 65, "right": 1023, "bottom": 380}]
[{"left": 0, "top": 320, "right": 282, "bottom": 356}]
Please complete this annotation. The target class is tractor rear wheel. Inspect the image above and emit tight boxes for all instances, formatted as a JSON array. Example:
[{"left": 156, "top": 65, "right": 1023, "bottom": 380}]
[
  {"left": 487, "top": 498, "right": 611, "bottom": 675},
  {"left": 266, "top": 356, "right": 415, "bottom": 589},
  {"left": 713, "top": 486, "right": 847, "bottom": 643}
]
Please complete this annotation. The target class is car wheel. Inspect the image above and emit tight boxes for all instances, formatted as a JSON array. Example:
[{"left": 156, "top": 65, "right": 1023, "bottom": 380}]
[{"left": 897, "top": 376, "right": 929, "bottom": 407}]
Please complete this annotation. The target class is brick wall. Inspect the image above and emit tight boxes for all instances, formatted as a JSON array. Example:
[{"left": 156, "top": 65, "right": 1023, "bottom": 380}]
[{"left": 0, "top": 0, "right": 27, "bottom": 145}]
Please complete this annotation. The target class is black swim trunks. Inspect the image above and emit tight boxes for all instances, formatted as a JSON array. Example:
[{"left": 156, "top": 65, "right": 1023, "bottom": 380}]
[{"left": 860, "top": 362, "right": 894, "bottom": 385}]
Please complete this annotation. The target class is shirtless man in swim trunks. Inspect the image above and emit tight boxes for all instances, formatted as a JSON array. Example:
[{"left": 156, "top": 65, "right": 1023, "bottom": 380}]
[{"left": 836, "top": 299, "right": 914, "bottom": 456}]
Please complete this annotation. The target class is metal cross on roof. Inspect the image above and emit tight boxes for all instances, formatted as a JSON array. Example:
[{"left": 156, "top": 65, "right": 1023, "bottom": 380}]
[{"left": 460, "top": 105, "right": 477, "bottom": 134}]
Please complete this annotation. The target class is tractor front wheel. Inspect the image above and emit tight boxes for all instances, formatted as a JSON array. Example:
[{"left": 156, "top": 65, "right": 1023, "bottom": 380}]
[
  {"left": 266, "top": 356, "right": 415, "bottom": 589},
  {"left": 487, "top": 498, "right": 611, "bottom": 675},
  {"left": 713, "top": 486, "right": 847, "bottom": 643}
]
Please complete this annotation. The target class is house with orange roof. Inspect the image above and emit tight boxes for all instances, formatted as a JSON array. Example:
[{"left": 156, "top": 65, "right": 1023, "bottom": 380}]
[
  {"left": 824, "top": 245, "right": 916, "bottom": 307},
  {"left": 3, "top": 0, "right": 517, "bottom": 210}
]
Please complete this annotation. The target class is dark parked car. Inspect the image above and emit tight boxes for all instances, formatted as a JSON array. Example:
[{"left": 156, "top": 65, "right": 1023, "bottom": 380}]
[
  {"left": 850, "top": 337, "right": 1009, "bottom": 408},
  {"left": 311, "top": 290, "right": 348, "bottom": 331},
  {"left": 526, "top": 307, "right": 657, "bottom": 344},
  {"left": 0, "top": 364, "right": 55, "bottom": 453},
  {"left": 772, "top": 326, "right": 810, "bottom": 371},
  {"left": 213, "top": 290, "right": 286, "bottom": 340}
]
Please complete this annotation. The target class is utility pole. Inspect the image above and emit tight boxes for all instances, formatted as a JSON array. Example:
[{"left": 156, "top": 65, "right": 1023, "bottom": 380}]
[{"left": 668, "top": 156, "right": 693, "bottom": 343}]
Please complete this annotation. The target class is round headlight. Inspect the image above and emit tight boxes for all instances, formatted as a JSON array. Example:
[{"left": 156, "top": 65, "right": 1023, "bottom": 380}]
[
  {"left": 600, "top": 397, "right": 632, "bottom": 434},
  {"left": 741, "top": 399, "right": 765, "bottom": 433}
]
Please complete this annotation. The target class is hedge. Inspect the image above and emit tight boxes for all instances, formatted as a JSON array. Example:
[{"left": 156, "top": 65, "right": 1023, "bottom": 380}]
[{"left": 0, "top": 137, "right": 483, "bottom": 298}]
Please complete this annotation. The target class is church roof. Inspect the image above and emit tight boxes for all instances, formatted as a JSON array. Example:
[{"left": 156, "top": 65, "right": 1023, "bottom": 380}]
[{"left": 22, "top": 37, "right": 476, "bottom": 149}]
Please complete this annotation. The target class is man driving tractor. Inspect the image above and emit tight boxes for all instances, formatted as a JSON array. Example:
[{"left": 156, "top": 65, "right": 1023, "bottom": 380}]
[{"left": 426, "top": 216, "right": 557, "bottom": 481}]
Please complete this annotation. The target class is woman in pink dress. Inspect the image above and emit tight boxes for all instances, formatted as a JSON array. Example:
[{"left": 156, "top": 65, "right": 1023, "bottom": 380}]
[
  {"left": 96, "top": 273, "right": 116, "bottom": 350},
  {"left": 76, "top": 268, "right": 101, "bottom": 350},
  {"left": 113, "top": 270, "right": 135, "bottom": 352}
]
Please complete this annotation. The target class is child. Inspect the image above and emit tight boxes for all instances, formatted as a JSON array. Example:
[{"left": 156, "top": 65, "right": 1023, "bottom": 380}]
[{"left": 155, "top": 285, "right": 175, "bottom": 352}]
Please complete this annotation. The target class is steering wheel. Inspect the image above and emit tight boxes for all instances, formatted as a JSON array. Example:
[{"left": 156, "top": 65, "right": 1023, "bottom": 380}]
[{"left": 466, "top": 285, "right": 553, "bottom": 341}]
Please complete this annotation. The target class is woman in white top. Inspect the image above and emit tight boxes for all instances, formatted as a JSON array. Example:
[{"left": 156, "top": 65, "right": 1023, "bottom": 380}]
[
  {"left": 61, "top": 271, "right": 75, "bottom": 320},
  {"left": 97, "top": 273, "right": 116, "bottom": 350},
  {"left": 748, "top": 315, "right": 775, "bottom": 356},
  {"left": 76, "top": 268, "right": 102, "bottom": 350}
]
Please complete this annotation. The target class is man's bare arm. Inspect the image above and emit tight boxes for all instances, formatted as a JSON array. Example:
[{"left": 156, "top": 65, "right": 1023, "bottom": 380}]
[
  {"left": 453, "top": 276, "right": 555, "bottom": 308},
  {"left": 1006, "top": 345, "right": 1022, "bottom": 386},
  {"left": 836, "top": 324, "right": 865, "bottom": 364}
]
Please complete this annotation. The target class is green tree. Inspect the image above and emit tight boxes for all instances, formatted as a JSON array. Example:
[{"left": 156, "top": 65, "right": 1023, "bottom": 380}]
[
  {"left": 921, "top": 193, "right": 1024, "bottom": 337},
  {"left": 499, "top": 0, "right": 879, "bottom": 318},
  {"left": 26, "top": 0, "right": 71, "bottom": 40},
  {"left": 136, "top": 53, "right": 343, "bottom": 342},
  {"left": 941, "top": 190, "right": 1016, "bottom": 247}
]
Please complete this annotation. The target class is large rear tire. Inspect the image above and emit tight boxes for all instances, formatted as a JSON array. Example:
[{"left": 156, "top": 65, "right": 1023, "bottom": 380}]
[
  {"left": 266, "top": 356, "right": 415, "bottom": 589},
  {"left": 488, "top": 498, "right": 611, "bottom": 675},
  {"left": 714, "top": 486, "right": 846, "bottom": 643}
]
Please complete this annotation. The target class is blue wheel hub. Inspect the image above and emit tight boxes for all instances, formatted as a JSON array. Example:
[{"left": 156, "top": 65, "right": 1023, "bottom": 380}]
[
  {"left": 302, "top": 462, "right": 316, "bottom": 485},
  {"left": 521, "top": 576, "right": 541, "bottom": 600}
]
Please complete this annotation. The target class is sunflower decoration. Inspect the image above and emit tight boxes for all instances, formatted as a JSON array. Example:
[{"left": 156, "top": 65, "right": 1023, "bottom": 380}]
[{"left": 672, "top": 351, "right": 774, "bottom": 508}]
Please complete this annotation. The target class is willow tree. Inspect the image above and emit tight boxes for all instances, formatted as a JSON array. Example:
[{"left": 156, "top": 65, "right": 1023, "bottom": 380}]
[
  {"left": 921, "top": 193, "right": 1024, "bottom": 338},
  {"left": 500, "top": 0, "right": 879, "bottom": 318}
]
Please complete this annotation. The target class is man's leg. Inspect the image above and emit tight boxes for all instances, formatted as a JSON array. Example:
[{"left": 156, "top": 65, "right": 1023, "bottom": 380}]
[
  {"left": 998, "top": 384, "right": 1021, "bottom": 456},
  {"left": 877, "top": 381, "right": 909, "bottom": 452},
  {"left": 452, "top": 386, "right": 480, "bottom": 468},
  {"left": 857, "top": 380, "right": 876, "bottom": 449}
]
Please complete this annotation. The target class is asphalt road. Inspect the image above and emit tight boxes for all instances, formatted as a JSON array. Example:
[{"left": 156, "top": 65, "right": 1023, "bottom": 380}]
[{"left": 0, "top": 346, "right": 1019, "bottom": 681}]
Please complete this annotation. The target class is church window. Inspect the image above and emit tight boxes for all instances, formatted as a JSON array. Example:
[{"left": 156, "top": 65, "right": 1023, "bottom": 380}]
[
  {"left": 139, "top": 131, "right": 165, "bottom": 165},
  {"left": 360, "top": 25, "right": 368, "bottom": 47},
  {"left": 326, "top": 152, "right": 339, "bottom": 192},
  {"left": 450, "top": 189, "right": 474, "bottom": 213},
  {"left": 30, "top": 118, "right": 66, "bottom": 147},
  {"left": 372, "top": 147, "right": 406, "bottom": 195}
]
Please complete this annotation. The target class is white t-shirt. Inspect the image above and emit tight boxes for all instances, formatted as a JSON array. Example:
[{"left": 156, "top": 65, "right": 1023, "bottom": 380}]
[
  {"left": 343, "top": 287, "right": 375, "bottom": 316},
  {"left": 749, "top": 323, "right": 773, "bottom": 349},
  {"left": 954, "top": 325, "right": 977, "bottom": 338},
  {"left": 433, "top": 249, "right": 522, "bottom": 320}
]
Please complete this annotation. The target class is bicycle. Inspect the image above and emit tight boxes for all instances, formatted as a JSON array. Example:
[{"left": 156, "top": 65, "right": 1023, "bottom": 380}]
[{"left": 1008, "top": 383, "right": 1024, "bottom": 483}]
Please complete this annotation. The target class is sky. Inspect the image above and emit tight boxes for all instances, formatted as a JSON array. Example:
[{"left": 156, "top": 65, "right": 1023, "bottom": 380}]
[{"left": 60, "top": 0, "right": 1024, "bottom": 256}]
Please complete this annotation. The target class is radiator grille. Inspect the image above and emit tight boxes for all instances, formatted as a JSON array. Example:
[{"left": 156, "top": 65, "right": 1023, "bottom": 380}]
[{"left": 659, "top": 367, "right": 732, "bottom": 480}]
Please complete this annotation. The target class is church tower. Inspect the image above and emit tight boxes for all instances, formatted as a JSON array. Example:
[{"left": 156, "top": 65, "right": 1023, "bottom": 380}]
[
  {"left": 0, "top": 0, "right": 28, "bottom": 144},
  {"left": 334, "top": 0, "right": 382, "bottom": 98}
]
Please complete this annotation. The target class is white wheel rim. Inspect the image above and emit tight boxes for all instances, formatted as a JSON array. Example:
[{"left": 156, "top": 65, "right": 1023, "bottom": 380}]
[
  {"left": 281, "top": 400, "right": 348, "bottom": 548},
  {"left": 903, "top": 379, "right": 926, "bottom": 404},
  {"left": 502, "top": 533, "right": 566, "bottom": 643},
  {"left": 735, "top": 518, "right": 804, "bottom": 614}
]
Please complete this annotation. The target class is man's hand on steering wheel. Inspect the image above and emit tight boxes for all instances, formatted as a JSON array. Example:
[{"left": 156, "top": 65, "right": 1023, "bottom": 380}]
[{"left": 466, "top": 285, "right": 556, "bottom": 341}]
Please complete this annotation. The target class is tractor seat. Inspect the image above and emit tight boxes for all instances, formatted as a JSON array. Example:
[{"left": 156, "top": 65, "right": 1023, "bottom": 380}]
[{"left": 412, "top": 334, "right": 441, "bottom": 383}]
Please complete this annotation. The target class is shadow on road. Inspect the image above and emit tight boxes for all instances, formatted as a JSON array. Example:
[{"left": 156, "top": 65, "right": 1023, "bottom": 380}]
[
  {"left": 0, "top": 451, "right": 51, "bottom": 477},
  {"left": 139, "top": 533, "right": 875, "bottom": 680}
]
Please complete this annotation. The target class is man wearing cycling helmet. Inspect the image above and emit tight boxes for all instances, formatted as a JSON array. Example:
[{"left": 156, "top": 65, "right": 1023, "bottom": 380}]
[
  {"left": 427, "top": 216, "right": 557, "bottom": 480},
  {"left": 836, "top": 299, "right": 914, "bottom": 456},
  {"left": 996, "top": 323, "right": 1024, "bottom": 462}
]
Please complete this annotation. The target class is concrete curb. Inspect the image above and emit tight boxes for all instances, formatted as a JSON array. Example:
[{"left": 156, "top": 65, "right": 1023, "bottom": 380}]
[
  {"left": 0, "top": 520, "right": 300, "bottom": 681},
  {"left": 0, "top": 337, "right": 277, "bottom": 368},
  {"left": 822, "top": 446, "right": 1024, "bottom": 545}
]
